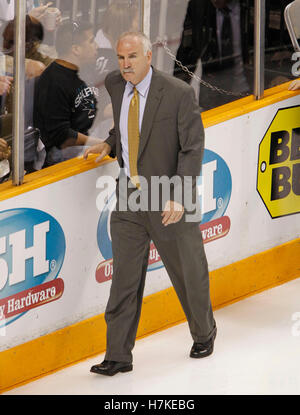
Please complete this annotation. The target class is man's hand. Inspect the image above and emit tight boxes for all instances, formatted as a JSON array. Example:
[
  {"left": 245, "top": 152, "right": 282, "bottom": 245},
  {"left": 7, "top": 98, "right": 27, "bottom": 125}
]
[
  {"left": 0, "top": 76, "right": 13, "bottom": 95},
  {"left": 29, "top": 3, "right": 52, "bottom": 21},
  {"left": 288, "top": 79, "right": 300, "bottom": 91},
  {"left": 83, "top": 142, "right": 111, "bottom": 163},
  {"left": 29, "top": 3, "right": 62, "bottom": 29},
  {"left": 0, "top": 139, "right": 11, "bottom": 160},
  {"left": 161, "top": 200, "right": 184, "bottom": 227}
]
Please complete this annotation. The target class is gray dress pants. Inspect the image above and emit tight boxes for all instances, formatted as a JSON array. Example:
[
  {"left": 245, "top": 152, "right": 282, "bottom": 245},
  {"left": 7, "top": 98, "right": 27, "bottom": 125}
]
[{"left": 104, "top": 208, "right": 216, "bottom": 364}]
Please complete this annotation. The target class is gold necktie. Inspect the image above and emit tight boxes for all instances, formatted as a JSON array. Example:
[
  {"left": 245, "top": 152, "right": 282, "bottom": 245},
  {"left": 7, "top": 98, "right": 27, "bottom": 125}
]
[{"left": 128, "top": 87, "right": 140, "bottom": 188}]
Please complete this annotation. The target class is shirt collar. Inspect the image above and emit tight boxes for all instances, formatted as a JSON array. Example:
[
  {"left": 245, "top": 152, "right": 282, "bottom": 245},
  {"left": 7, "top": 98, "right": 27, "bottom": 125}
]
[{"left": 126, "top": 66, "right": 153, "bottom": 97}]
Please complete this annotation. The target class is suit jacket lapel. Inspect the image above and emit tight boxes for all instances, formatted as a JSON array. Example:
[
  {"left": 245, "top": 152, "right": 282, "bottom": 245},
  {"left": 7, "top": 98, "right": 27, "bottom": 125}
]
[
  {"left": 138, "top": 69, "right": 164, "bottom": 159},
  {"left": 112, "top": 75, "right": 126, "bottom": 140}
]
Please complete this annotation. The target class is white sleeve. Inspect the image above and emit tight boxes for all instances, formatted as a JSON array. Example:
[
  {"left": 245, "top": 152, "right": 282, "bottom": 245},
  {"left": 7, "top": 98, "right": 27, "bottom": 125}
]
[{"left": 0, "top": 0, "right": 15, "bottom": 21}]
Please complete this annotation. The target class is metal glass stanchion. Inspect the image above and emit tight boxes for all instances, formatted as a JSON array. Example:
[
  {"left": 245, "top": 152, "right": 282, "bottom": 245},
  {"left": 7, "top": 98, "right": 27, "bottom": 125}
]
[
  {"left": 254, "top": 0, "right": 266, "bottom": 100},
  {"left": 12, "top": 0, "right": 26, "bottom": 186}
]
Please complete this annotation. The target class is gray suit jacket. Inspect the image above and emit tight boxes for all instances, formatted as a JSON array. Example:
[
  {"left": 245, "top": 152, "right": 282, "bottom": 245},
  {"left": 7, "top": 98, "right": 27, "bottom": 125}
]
[{"left": 105, "top": 67, "right": 205, "bottom": 239}]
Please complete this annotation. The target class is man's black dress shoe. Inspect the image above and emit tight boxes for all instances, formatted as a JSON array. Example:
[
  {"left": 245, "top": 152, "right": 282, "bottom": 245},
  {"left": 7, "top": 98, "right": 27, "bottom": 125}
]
[
  {"left": 190, "top": 330, "right": 217, "bottom": 358},
  {"left": 90, "top": 360, "right": 133, "bottom": 376}
]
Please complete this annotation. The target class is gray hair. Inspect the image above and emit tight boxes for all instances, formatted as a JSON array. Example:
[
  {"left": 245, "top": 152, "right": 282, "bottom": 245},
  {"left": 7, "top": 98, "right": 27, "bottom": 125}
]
[{"left": 116, "top": 31, "right": 152, "bottom": 55}]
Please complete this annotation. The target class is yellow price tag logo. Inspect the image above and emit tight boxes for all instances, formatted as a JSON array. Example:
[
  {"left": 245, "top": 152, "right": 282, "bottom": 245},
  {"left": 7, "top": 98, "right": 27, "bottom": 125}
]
[{"left": 257, "top": 106, "right": 300, "bottom": 218}]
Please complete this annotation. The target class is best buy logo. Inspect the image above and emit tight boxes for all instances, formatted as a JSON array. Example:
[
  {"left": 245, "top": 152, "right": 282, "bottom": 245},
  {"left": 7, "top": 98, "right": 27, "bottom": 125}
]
[{"left": 257, "top": 105, "right": 300, "bottom": 218}]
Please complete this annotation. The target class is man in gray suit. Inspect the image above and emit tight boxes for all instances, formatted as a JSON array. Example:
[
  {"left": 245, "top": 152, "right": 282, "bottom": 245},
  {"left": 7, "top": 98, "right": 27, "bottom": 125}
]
[{"left": 85, "top": 31, "right": 216, "bottom": 377}]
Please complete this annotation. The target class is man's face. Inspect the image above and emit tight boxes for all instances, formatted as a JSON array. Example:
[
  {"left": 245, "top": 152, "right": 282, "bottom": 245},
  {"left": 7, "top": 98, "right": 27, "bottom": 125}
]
[
  {"left": 76, "top": 30, "right": 98, "bottom": 64},
  {"left": 210, "top": 0, "right": 229, "bottom": 8},
  {"left": 117, "top": 35, "right": 152, "bottom": 85}
]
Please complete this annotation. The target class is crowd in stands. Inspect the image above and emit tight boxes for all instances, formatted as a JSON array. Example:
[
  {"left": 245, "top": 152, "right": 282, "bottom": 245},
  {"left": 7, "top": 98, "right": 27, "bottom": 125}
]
[{"left": 0, "top": 0, "right": 140, "bottom": 182}]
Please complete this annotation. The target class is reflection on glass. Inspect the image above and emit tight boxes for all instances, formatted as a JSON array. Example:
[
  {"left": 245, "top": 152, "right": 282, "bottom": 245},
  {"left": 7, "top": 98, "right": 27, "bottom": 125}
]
[
  {"left": 0, "top": 0, "right": 56, "bottom": 181},
  {"left": 265, "top": 0, "right": 294, "bottom": 89},
  {"left": 0, "top": 0, "right": 296, "bottom": 180},
  {"left": 0, "top": 0, "right": 15, "bottom": 183},
  {"left": 34, "top": 20, "right": 101, "bottom": 167},
  {"left": 32, "top": 0, "right": 141, "bottom": 168},
  {"left": 90, "top": 0, "right": 140, "bottom": 139},
  {"left": 0, "top": 0, "right": 141, "bottom": 173},
  {"left": 173, "top": 0, "right": 253, "bottom": 111}
]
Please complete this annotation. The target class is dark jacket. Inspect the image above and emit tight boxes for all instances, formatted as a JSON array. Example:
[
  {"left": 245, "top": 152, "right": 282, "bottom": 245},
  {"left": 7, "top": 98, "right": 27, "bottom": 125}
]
[{"left": 174, "top": 0, "right": 251, "bottom": 81}]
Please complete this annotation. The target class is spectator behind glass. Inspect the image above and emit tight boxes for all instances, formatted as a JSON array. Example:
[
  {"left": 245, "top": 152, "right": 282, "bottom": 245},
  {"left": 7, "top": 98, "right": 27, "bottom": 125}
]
[
  {"left": 95, "top": 0, "right": 139, "bottom": 53},
  {"left": 88, "top": 0, "right": 139, "bottom": 140},
  {"left": 0, "top": 75, "right": 12, "bottom": 183},
  {"left": 1, "top": 14, "right": 52, "bottom": 157},
  {"left": 0, "top": 11, "right": 56, "bottom": 79},
  {"left": 3, "top": 14, "right": 53, "bottom": 67},
  {"left": 0, "top": 14, "right": 51, "bottom": 176},
  {"left": 0, "top": 1, "right": 61, "bottom": 63},
  {"left": 0, "top": 3, "right": 61, "bottom": 179},
  {"left": 0, "top": 1, "right": 59, "bottom": 39},
  {"left": 34, "top": 21, "right": 103, "bottom": 167},
  {"left": 174, "top": 0, "right": 250, "bottom": 111}
]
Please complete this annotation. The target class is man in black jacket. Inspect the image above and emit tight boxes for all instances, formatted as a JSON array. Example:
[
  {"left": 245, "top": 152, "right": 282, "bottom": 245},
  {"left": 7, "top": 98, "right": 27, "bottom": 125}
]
[
  {"left": 174, "top": 0, "right": 251, "bottom": 110},
  {"left": 34, "top": 21, "right": 102, "bottom": 167}
]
